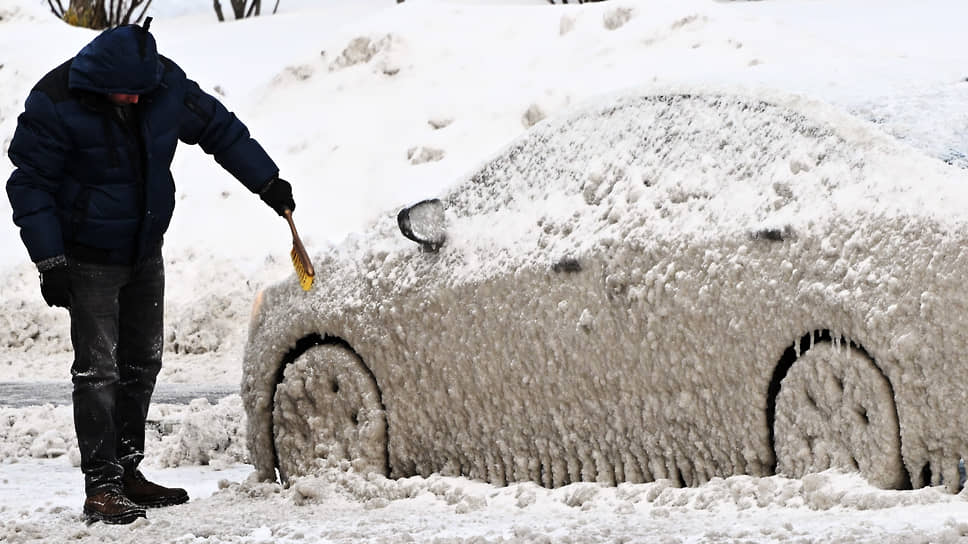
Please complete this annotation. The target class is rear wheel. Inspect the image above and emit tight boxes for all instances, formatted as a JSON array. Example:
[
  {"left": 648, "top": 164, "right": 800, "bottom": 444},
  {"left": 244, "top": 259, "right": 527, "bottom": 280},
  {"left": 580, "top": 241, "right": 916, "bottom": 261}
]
[
  {"left": 773, "top": 340, "right": 906, "bottom": 488},
  {"left": 272, "top": 343, "right": 388, "bottom": 483}
]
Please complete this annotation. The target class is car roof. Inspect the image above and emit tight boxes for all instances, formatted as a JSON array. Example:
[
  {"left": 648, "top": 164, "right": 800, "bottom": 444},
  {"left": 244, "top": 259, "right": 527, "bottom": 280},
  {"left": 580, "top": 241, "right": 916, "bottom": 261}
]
[{"left": 315, "top": 86, "right": 968, "bottom": 292}]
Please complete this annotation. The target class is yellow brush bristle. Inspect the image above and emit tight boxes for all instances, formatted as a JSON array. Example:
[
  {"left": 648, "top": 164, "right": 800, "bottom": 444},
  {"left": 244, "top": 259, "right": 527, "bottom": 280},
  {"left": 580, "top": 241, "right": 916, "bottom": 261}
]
[{"left": 291, "top": 248, "right": 315, "bottom": 291}]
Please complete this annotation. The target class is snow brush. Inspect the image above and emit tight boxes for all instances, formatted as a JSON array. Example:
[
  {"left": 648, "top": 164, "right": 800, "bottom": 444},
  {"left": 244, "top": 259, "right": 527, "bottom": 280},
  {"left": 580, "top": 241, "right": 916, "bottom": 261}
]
[{"left": 284, "top": 209, "right": 315, "bottom": 291}]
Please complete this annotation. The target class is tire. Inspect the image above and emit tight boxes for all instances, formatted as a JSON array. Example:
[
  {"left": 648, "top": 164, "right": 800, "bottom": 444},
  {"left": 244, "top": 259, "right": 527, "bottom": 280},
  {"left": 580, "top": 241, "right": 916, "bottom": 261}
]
[
  {"left": 272, "top": 343, "right": 388, "bottom": 483},
  {"left": 773, "top": 340, "right": 907, "bottom": 489}
]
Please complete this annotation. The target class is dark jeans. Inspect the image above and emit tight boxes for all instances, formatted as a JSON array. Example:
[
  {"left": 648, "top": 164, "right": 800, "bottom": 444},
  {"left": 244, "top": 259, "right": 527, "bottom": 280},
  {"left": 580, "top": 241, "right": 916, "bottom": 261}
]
[{"left": 67, "top": 256, "right": 164, "bottom": 497}]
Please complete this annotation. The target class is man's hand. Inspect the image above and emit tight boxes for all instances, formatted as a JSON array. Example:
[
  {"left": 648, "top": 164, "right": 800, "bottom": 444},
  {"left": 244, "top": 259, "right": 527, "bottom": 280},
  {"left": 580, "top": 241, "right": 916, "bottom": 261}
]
[
  {"left": 259, "top": 176, "right": 296, "bottom": 217},
  {"left": 37, "top": 255, "right": 70, "bottom": 309}
]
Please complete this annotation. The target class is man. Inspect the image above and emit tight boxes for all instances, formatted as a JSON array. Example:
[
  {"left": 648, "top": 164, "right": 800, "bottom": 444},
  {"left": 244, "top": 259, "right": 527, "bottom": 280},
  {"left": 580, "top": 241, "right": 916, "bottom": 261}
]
[{"left": 5, "top": 18, "right": 295, "bottom": 524}]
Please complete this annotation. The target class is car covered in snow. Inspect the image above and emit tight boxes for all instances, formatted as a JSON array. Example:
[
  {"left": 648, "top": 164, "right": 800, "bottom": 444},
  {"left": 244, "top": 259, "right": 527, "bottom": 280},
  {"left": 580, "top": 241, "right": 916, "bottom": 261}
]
[{"left": 242, "top": 86, "right": 968, "bottom": 492}]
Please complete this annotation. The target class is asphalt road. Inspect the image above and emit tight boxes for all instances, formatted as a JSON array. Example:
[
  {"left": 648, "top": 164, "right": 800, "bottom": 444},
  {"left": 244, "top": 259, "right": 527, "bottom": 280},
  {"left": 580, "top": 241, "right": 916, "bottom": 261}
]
[{"left": 0, "top": 381, "right": 239, "bottom": 407}]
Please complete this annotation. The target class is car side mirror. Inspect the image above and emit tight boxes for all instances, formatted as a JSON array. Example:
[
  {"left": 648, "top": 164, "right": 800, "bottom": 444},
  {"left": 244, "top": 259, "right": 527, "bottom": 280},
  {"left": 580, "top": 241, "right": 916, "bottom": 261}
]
[{"left": 397, "top": 198, "right": 446, "bottom": 252}]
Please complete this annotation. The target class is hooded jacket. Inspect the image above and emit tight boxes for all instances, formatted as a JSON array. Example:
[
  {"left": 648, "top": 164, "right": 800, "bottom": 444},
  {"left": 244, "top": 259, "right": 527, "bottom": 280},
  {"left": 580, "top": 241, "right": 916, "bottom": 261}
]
[{"left": 6, "top": 22, "right": 279, "bottom": 265}]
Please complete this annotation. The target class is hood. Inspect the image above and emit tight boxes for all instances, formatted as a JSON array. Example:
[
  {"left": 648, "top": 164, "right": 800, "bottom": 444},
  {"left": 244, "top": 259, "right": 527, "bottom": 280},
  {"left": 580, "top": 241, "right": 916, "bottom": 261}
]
[{"left": 69, "top": 21, "right": 163, "bottom": 95}]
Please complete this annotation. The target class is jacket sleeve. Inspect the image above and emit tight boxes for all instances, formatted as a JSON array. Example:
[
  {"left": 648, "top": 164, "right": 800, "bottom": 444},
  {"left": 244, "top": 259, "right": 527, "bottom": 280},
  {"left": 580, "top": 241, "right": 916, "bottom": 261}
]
[
  {"left": 178, "top": 78, "right": 279, "bottom": 193},
  {"left": 5, "top": 91, "right": 70, "bottom": 263}
]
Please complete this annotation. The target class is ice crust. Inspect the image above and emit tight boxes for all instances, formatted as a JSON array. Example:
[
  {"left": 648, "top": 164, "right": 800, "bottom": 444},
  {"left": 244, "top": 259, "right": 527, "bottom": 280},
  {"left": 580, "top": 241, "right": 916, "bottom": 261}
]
[{"left": 243, "top": 87, "right": 968, "bottom": 492}]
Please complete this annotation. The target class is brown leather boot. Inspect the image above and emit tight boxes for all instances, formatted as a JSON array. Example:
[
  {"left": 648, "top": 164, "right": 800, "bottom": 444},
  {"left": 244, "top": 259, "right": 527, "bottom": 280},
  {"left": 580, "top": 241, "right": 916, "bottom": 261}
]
[
  {"left": 83, "top": 489, "right": 147, "bottom": 524},
  {"left": 122, "top": 470, "right": 189, "bottom": 508}
]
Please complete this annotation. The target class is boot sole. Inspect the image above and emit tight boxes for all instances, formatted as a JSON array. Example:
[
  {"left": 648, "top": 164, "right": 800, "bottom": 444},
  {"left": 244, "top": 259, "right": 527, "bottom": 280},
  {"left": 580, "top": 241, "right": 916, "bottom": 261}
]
[
  {"left": 83, "top": 506, "right": 147, "bottom": 525},
  {"left": 131, "top": 493, "right": 189, "bottom": 508}
]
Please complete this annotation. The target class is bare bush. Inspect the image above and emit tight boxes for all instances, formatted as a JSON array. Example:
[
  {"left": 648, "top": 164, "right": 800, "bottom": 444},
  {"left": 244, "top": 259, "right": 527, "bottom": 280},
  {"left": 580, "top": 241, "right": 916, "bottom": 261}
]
[
  {"left": 47, "top": 0, "right": 152, "bottom": 29},
  {"left": 212, "top": 0, "right": 281, "bottom": 22}
]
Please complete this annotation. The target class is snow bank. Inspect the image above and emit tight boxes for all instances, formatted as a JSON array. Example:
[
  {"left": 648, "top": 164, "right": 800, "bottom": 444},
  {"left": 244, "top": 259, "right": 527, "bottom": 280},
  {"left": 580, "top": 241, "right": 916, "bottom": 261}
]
[
  {"left": 0, "top": 263, "right": 71, "bottom": 360},
  {"left": 0, "top": 250, "right": 290, "bottom": 384},
  {"left": 0, "top": 395, "right": 247, "bottom": 467},
  {"left": 244, "top": 87, "right": 968, "bottom": 493}
]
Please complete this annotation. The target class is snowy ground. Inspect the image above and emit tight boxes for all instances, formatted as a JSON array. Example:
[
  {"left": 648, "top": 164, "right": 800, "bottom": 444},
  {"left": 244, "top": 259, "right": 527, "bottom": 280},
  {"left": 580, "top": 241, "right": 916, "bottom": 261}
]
[{"left": 2, "top": 0, "right": 968, "bottom": 541}]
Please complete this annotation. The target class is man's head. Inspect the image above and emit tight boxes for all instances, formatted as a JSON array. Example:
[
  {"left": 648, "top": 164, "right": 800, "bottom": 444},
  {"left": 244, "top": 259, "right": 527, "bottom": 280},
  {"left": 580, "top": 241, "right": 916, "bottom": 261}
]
[{"left": 68, "top": 17, "right": 163, "bottom": 97}]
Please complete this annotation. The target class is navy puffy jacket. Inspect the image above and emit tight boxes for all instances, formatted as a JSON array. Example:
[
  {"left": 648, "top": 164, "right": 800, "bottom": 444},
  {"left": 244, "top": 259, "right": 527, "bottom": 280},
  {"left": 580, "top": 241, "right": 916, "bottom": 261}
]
[{"left": 6, "top": 23, "right": 279, "bottom": 265}]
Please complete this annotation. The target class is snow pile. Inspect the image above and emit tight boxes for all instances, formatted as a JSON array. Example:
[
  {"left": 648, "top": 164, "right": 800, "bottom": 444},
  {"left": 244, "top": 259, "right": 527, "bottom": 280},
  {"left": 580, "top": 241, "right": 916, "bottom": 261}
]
[
  {"left": 161, "top": 251, "right": 289, "bottom": 358},
  {"left": 0, "top": 250, "right": 289, "bottom": 383},
  {"left": 0, "top": 403, "right": 75, "bottom": 462},
  {"left": 0, "top": 263, "right": 71, "bottom": 359},
  {"left": 244, "top": 89, "right": 968, "bottom": 494},
  {"left": 0, "top": 396, "right": 247, "bottom": 468},
  {"left": 151, "top": 396, "right": 249, "bottom": 469}
]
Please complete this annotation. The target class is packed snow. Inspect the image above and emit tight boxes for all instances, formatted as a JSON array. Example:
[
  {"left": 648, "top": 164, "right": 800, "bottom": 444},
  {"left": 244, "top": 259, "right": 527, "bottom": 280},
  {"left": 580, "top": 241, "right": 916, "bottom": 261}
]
[{"left": 3, "top": 0, "right": 968, "bottom": 542}]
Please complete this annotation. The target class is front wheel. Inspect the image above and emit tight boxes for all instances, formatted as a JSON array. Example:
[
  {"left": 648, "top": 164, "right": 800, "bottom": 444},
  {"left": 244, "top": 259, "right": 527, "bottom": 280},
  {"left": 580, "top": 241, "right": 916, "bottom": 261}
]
[
  {"left": 272, "top": 343, "right": 388, "bottom": 483},
  {"left": 773, "top": 340, "right": 906, "bottom": 489}
]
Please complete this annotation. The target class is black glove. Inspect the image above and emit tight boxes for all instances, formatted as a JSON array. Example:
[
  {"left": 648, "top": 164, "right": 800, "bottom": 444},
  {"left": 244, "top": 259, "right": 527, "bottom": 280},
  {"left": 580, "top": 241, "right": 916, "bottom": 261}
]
[
  {"left": 37, "top": 256, "right": 70, "bottom": 309},
  {"left": 259, "top": 176, "right": 295, "bottom": 217}
]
